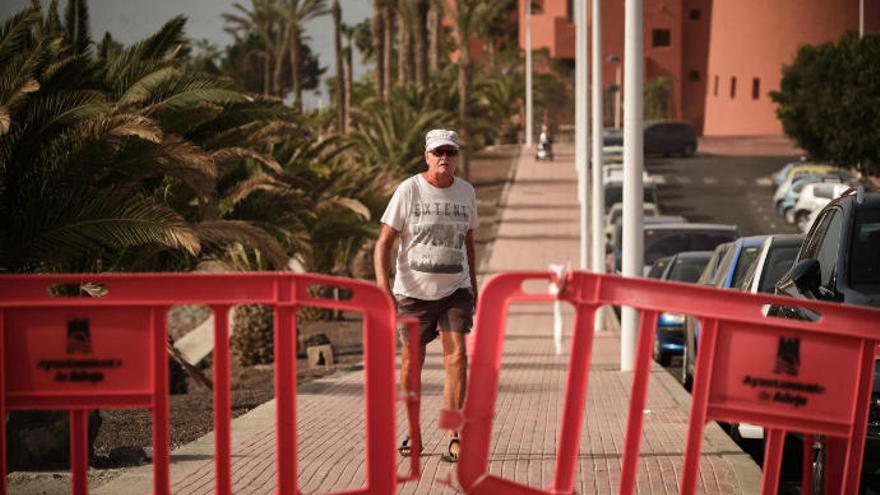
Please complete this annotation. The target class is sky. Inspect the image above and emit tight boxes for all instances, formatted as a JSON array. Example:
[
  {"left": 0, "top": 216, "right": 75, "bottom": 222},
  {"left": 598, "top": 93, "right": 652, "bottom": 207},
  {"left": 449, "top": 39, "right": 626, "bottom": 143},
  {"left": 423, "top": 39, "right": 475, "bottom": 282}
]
[{"left": 0, "top": 0, "right": 373, "bottom": 109}]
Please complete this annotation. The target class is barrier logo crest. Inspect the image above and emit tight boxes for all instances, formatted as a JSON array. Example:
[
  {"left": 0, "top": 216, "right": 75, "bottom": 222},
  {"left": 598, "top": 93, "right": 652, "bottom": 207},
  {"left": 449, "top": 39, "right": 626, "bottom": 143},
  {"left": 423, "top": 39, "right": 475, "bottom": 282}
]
[
  {"left": 66, "top": 319, "right": 92, "bottom": 354},
  {"left": 773, "top": 336, "right": 800, "bottom": 377}
]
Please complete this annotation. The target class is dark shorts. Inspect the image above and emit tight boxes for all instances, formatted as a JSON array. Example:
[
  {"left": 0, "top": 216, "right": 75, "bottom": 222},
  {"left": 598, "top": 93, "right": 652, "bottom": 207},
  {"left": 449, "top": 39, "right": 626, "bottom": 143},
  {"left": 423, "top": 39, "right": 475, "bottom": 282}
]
[{"left": 396, "top": 288, "right": 475, "bottom": 346}]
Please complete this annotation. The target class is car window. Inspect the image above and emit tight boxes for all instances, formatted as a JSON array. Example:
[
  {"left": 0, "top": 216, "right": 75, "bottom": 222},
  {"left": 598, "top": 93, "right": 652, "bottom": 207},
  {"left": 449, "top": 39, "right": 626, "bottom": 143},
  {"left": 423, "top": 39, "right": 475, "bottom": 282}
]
[
  {"left": 731, "top": 246, "right": 761, "bottom": 288},
  {"left": 758, "top": 246, "right": 801, "bottom": 293},
  {"left": 648, "top": 257, "right": 670, "bottom": 279},
  {"left": 850, "top": 208, "right": 880, "bottom": 286},
  {"left": 813, "top": 184, "right": 835, "bottom": 199},
  {"left": 644, "top": 230, "right": 736, "bottom": 266},
  {"left": 801, "top": 209, "right": 833, "bottom": 259},
  {"left": 667, "top": 257, "right": 710, "bottom": 283},
  {"left": 815, "top": 209, "right": 843, "bottom": 288},
  {"left": 700, "top": 243, "right": 731, "bottom": 284}
]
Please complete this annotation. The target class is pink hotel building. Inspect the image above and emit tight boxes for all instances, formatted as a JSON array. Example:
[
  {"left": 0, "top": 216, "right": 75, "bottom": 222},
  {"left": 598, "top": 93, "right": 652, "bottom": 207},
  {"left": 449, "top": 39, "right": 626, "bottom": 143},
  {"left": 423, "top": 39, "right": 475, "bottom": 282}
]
[{"left": 519, "top": 0, "right": 879, "bottom": 135}]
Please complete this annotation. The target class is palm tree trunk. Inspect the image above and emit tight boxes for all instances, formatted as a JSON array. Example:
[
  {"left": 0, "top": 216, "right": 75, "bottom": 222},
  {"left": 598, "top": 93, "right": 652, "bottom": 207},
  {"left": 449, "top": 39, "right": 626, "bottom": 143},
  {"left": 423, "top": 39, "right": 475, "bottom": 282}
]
[
  {"left": 382, "top": 3, "right": 394, "bottom": 96},
  {"left": 413, "top": 0, "right": 429, "bottom": 89},
  {"left": 273, "top": 41, "right": 286, "bottom": 98},
  {"left": 372, "top": 0, "right": 385, "bottom": 100},
  {"left": 428, "top": 1, "right": 440, "bottom": 72},
  {"left": 344, "top": 43, "right": 353, "bottom": 133},
  {"left": 332, "top": 0, "right": 344, "bottom": 131},
  {"left": 397, "top": 6, "right": 409, "bottom": 86},
  {"left": 289, "top": 26, "right": 302, "bottom": 112},
  {"left": 262, "top": 52, "right": 270, "bottom": 96},
  {"left": 458, "top": 52, "right": 470, "bottom": 180}
]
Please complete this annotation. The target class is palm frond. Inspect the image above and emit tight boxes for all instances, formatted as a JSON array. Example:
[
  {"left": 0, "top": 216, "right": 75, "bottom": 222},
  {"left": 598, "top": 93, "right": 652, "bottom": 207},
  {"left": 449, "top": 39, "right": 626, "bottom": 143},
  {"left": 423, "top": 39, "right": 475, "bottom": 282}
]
[
  {"left": 196, "top": 219, "right": 288, "bottom": 269},
  {"left": 0, "top": 6, "right": 41, "bottom": 67}
]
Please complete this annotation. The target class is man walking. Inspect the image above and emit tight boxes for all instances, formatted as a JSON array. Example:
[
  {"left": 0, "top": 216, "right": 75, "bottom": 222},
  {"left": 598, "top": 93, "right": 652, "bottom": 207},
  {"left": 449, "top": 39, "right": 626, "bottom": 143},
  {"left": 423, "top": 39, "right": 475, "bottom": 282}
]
[{"left": 374, "top": 129, "right": 478, "bottom": 463}]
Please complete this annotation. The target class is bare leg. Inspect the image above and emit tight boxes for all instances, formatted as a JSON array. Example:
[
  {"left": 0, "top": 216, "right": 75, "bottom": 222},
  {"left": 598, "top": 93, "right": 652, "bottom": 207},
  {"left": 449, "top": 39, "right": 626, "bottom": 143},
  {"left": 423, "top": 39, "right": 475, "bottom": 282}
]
[
  {"left": 440, "top": 330, "right": 467, "bottom": 454},
  {"left": 400, "top": 339, "right": 426, "bottom": 448}
]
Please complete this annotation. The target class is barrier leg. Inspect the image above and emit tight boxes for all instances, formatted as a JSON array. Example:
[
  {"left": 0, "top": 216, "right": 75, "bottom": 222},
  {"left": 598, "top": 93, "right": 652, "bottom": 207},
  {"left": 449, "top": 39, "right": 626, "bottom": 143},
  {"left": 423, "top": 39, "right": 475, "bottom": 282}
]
[
  {"left": 551, "top": 305, "right": 597, "bottom": 494},
  {"left": 802, "top": 434, "right": 814, "bottom": 495},
  {"left": 70, "top": 409, "right": 89, "bottom": 495},
  {"left": 619, "top": 311, "right": 658, "bottom": 495},
  {"left": 212, "top": 305, "right": 232, "bottom": 495},
  {"left": 842, "top": 340, "right": 875, "bottom": 495},
  {"left": 151, "top": 307, "right": 170, "bottom": 495},
  {"left": 275, "top": 304, "right": 298, "bottom": 495},
  {"left": 760, "top": 428, "right": 784, "bottom": 495},
  {"left": 825, "top": 437, "right": 846, "bottom": 494},
  {"left": 0, "top": 309, "right": 6, "bottom": 495},
  {"left": 680, "top": 318, "right": 719, "bottom": 493}
]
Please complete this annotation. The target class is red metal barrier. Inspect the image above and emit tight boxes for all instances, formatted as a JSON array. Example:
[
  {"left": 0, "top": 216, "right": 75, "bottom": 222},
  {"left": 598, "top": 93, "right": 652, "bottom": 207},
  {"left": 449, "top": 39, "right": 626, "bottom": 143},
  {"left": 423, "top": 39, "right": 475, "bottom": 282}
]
[
  {"left": 442, "top": 271, "right": 880, "bottom": 495},
  {"left": 0, "top": 272, "right": 412, "bottom": 495}
]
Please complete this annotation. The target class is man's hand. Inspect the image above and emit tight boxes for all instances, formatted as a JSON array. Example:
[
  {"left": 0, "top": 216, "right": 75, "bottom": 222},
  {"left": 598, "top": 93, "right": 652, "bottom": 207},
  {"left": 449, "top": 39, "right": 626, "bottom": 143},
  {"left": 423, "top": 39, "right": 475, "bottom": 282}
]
[{"left": 374, "top": 224, "right": 399, "bottom": 299}]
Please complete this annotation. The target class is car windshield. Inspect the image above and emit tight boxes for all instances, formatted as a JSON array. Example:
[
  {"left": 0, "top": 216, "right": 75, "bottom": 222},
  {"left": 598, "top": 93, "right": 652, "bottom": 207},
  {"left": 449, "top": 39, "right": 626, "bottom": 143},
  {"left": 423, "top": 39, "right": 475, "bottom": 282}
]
[
  {"left": 648, "top": 257, "right": 670, "bottom": 279},
  {"left": 604, "top": 184, "right": 657, "bottom": 209},
  {"left": 850, "top": 208, "right": 880, "bottom": 286},
  {"left": 667, "top": 257, "right": 710, "bottom": 283},
  {"left": 644, "top": 230, "right": 736, "bottom": 265},
  {"left": 732, "top": 246, "right": 761, "bottom": 288},
  {"left": 758, "top": 246, "right": 801, "bottom": 293}
]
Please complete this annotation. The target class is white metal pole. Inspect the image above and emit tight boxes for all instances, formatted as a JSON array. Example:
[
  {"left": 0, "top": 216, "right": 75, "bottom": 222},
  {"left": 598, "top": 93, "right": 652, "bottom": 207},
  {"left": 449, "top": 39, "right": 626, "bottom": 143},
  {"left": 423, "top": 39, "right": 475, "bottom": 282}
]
[
  {"left": 615, "top": 64, "right": 622, "bottom": 129},
  {"left": 576, "top": 0, "right": 589, "bottom": 269},
  {"left": 525, "top": 0, "right": 534, "bottom": 147},
  {"left": 591, "top": 0, "right": 605, "bottom": 332},
  {"left": 860, "top": 0, "right": 865, "bottom": 38},
  {"left": 620, "top": 0, "right": 644, "bottom": 372}
]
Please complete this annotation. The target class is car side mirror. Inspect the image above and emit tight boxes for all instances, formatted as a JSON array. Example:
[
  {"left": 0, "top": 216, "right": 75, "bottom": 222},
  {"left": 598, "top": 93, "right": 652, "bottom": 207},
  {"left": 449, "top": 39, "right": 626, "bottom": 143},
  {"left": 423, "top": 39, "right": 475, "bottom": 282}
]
[{"left": 790, "top": 259, "right": 821, "bottom": 297}]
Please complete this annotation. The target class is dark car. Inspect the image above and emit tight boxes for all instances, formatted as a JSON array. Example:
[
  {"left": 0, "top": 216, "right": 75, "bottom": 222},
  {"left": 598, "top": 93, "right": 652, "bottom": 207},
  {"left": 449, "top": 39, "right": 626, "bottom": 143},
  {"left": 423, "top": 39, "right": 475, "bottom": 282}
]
[
  {"left": 652, "top": 251, "right": 713, "bottom": 366},
  {"left": 769, "top": 187, "right": 880, "bottom": 483},
  {"left": 609, "top": 216, "right": 688, "bottom": 273},
  {"left": 602, "top": 120, "right": 698, "bottom": 157},
  {"left": 641, "top": 223, "right": 738, "bottom": 275}
]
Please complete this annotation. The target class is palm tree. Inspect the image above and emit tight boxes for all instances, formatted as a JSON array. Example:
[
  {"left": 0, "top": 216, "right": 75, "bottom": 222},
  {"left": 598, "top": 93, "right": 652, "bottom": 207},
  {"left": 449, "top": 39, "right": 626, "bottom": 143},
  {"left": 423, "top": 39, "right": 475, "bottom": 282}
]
[
  {"left": 222, "top": 0, "right": 279, "bottom": 97},
  {"left": 331, "top": 0, "right": 344, "bottom": 131},
  {"left": 396, "top": 0, "right": 413, "bottom": 86},
  {"left": 412, "top": 0, "right": 429, "bottom": 89},
  {"left": 371, "top": 0, "right": 385, "bottom": 100},
  {"left": 272, "top": 0, "right": 329, "bottom": 112},
  {"left": 341, "top": 23, "right": 355, "bottom": 132},
  {"left": 452, "top": 0, "right": 477, "bottom": 179},
  {"left": 382, "top": 1, "right": 393, "bottom": 97},
  {"left": 427, "top": 0, "right": 441, "bottom": 72},
  {"left": 63, "top": 0, "right": 92, "bottom": 54}
]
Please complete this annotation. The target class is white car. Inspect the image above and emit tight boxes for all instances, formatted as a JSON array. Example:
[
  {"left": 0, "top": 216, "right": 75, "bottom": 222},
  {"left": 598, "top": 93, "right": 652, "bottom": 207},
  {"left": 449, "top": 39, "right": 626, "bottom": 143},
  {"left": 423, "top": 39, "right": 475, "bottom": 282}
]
[
  {"left": 602, "top": 163, "right": 652, "bottom": 185},
  {"left": 603, "top": 202, "right": 659, "bottom": 241},
  {"left": 790, "top": 182, "right": 850, "bottom": 230}
]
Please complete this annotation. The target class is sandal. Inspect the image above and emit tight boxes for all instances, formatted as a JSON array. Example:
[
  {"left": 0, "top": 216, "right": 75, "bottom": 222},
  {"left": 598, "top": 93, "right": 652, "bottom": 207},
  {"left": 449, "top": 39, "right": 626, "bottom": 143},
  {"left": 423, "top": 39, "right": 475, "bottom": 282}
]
[
  {"left": 398, "top": 435, "right": 423, "bottom": 457},
  {"left": 440, "top": 435, "right": 460, "bottom": 463}
]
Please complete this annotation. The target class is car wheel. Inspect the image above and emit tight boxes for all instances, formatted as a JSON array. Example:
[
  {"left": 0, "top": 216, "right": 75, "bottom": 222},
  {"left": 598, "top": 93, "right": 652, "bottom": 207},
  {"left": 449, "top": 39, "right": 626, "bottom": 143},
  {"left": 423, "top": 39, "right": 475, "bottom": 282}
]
[
  {"left": 784, "top": 207, "right": 796, "bottom": 224},
  {"left": 653, "top": 338, "right": 671, "bottom": 366},
  {"left": 796, "top": 211, "right": 811, "bottom": 232},
  {"left": 682, "top": 144, "right": 695, "bottom": 157}
]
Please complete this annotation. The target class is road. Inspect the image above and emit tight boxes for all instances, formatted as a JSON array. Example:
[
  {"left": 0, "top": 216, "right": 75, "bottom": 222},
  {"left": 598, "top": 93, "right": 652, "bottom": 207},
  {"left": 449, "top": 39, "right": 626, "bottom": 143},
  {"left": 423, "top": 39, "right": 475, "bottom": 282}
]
[{"left": 645, "top": 153, "right": 801, "bottom": 236}]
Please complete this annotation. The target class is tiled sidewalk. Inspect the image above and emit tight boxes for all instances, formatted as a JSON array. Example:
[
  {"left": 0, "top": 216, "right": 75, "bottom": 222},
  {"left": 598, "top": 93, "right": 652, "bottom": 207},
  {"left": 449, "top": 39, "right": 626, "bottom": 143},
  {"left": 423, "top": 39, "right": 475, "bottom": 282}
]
[{"left": 95, "top": 143, "right": 761, "bottom": 494}]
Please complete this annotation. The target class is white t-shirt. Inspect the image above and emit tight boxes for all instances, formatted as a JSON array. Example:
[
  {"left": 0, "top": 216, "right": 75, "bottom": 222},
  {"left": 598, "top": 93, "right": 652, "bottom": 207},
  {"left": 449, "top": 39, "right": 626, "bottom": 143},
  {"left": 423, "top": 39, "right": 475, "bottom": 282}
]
[{"left": 381, "top": 174, "right": 479, "bottom": 300}]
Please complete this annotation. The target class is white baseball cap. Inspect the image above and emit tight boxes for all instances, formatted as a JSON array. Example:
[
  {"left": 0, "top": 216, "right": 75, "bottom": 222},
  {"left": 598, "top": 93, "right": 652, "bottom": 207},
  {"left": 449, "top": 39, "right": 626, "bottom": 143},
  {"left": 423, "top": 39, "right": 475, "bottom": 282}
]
[{"left": 425, "top": 129, "right": 460, "bottom": 151}]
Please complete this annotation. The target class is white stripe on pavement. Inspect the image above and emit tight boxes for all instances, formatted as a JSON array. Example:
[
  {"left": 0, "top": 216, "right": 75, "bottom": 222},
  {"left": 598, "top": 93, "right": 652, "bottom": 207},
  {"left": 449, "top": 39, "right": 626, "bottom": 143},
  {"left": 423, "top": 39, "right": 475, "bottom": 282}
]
[
  {"left": 756, "top": 177, "right": 773, "bottom": 186},
  {"left": 676, "top": 176, "right": 692, "bottom": 185},
  {"left": 650, "top": 174, "right": 666, "bottom": 184},
  {"left": 703, "top": 177, "right": 718, "bottom": 185}
]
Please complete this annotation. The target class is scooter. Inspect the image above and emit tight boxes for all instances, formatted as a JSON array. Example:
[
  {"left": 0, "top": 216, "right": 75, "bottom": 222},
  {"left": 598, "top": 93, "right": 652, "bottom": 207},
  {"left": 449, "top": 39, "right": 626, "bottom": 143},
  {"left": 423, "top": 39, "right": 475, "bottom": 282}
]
[{"left": 536, "top": 135, "right": 554, "bottom": 161}]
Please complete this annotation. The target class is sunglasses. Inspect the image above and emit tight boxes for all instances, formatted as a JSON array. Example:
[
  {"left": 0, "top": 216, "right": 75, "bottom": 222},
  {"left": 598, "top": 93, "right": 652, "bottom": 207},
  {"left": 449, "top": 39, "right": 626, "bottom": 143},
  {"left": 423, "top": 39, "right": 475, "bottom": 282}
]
[{"left": 431, "top": 148, "right": 459, "bottom": 158}]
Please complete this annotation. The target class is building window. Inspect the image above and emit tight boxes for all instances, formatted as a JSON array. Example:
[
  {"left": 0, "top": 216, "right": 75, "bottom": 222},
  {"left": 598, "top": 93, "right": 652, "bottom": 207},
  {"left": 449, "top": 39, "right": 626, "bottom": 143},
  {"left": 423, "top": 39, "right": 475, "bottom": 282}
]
[
  {"left": 652, "top": 29, "right": 671, "bottom": 47},
  {"left": 688, "top": 70, "right": 700, "bottom": 81},
  {"left": 689, "top": 9, "right": 701, "bottom": 20},
  {"left": 730, "top": 76, "right": 737, "bottom": 98},
  {"left": 713, "top": 76, "right": 719, "bottom": 96},
  {"left": 752, "top": 78, "right": 761, "bottom": 99},
  {"left": 567, "top": 0, "right": 574, "bottom": 21}
]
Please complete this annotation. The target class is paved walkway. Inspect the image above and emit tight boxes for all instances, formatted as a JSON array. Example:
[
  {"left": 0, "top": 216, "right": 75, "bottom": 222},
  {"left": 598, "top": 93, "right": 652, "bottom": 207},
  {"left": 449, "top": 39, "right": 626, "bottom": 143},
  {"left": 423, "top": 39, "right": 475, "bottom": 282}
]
[{"left": 96, "top": 143, "right": 761, "bottom": 494}]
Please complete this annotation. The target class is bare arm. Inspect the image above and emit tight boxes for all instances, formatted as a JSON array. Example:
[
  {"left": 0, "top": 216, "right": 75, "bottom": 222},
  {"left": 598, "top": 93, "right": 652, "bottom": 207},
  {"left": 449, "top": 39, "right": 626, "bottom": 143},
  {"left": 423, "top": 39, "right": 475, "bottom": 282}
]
[
  {"left": 465, "top": 229, "right": 478, "bottom": 309},
  {"left": 374, "top": 224, "right": 399, "bottom": 298}
]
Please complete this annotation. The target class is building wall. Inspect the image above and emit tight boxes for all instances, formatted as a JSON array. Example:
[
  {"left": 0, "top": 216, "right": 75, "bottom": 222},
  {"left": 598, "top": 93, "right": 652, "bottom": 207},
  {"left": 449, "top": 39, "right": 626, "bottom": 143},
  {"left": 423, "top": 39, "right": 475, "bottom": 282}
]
[
  {"left": 703, "top": 0, "right": 880, "bottom": 136},
  {"left": 681, "top": 0, "right": 712, "bottom": 133}
]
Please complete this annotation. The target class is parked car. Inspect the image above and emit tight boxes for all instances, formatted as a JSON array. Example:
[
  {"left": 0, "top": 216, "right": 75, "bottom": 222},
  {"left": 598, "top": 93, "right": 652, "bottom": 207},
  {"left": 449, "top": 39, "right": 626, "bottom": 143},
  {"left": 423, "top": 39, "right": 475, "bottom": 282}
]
[
  {"left": 602, "top": 163, "right": 652, "bottom": 185},
  {"left": 681, "top": 242, "right": 733, "bottom": 388},
  {"left": 608, "top": 216, "right": 689, "bottom": 273},
  {"left": 682, "top": 235, "right": 764, "bottom": 389},
  {"left": 647, "top": 255, "right": 671, "bottom": 279},
  {"left": 604, "top": 201, "right": 660, "bottom": 241},
  {"left": 774, "top": 163, "right": 839, "bottom": 192},
  {"left": 652, "top": 251, "right": 713, "bottom": 366},
  {"left": 603, "top": 180, "right": 659, "bottom": 210},
  {"left": 772, "top": 159, "right": 807, "bottom": 190},
  {"left": 641, "top": 223, "right": 738, "bottom": 275},
  {"left": 791, "top": 182, "right": 850, "bottom": 230},
  {"left": 768, "top": 187, "right": 880, "bottom": 483},
  {"left": 726, "top": 234, "right": 804, "bottom": 443},
  {"left": 602, "top": 120, "right": 698, "bottom": 157},
  {"left": 773, "top": 168, "right": 854, "bottom": 210},
  {"left": 776, "top": 174, "right": 852, "bottom": 219}
]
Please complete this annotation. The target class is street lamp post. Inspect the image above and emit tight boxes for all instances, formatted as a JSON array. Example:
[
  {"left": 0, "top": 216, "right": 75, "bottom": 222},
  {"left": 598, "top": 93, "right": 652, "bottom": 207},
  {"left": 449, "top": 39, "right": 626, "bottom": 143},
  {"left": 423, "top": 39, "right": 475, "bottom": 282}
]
[
  {"left": 576, "top": 0, "right": 589, "bottom": 270},
  {"left": 525, "top": 0, "right": 534, "bottom": 147},
  {"left": 608, "top": 55, "right": 622, "bottom": 129},
  {"left": 620, "top": 0, "right": 644, "bottom": 372},
  {"left": 591, "top": 0, "right": 606, "bottom": 333},
  {"left": 860, "top": 0, "right": 865, "bottom": 38}
]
